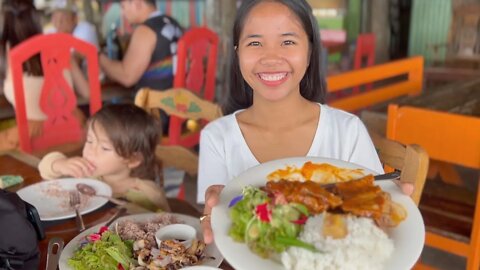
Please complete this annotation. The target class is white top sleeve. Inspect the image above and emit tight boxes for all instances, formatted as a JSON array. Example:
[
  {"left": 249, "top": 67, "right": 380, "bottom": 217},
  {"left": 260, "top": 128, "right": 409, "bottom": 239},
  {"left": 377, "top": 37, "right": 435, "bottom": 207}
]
[
  {"left": 197, "top": 123, "right": 229, "bottom": 203},
  {"left": 196, "top": 104, "right": 383, "bottom": 203}
]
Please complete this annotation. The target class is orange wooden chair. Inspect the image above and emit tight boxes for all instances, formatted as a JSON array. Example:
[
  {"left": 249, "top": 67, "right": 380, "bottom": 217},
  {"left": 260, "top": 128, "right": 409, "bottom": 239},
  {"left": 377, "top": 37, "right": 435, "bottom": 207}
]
[
  {"left": 135, "top": 87, "right": 222, "bottom": 199},
  {"left": 327, "top": 56, "right": 424, "bottom": 112},
  {"left": 387, "top": 104, "right": 480, "bottom": 270},
  {"left": 352, "top": 33, "right": 376, "bottom": 93},
  {"left": 9, "top": 33, "right": 102, "bottom": 154},
  {"left": 165, "top": 27, "right": 218, "bottom": 148}
]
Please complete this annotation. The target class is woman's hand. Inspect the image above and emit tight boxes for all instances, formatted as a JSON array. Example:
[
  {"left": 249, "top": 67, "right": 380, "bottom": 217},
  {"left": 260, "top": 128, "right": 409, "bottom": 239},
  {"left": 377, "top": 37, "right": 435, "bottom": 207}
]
[
  {"left": 395, "top": 180, "right": 414, "bottom": 196},
  {"left": 200, "top": 185, "right": 225, "bottom": 244},
  {"left": 52, "top": 157, "right": 96, "bottom": 178}
]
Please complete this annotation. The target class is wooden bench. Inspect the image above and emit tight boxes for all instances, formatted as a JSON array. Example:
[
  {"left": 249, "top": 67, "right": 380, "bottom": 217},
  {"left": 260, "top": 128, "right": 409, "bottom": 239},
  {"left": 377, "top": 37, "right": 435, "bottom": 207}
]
[{"left": 326, "top": 56, "right": 424, "bottom": 113}]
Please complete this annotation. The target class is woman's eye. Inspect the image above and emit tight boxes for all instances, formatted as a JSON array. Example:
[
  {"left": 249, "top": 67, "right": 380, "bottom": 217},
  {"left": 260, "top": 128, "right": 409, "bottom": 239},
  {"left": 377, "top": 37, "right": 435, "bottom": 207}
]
[
  {"left": 247, "top": 41, "right": 261, "bottom": 47},
  {"left": 283, "top": 40, "right": 296, "bottom": 46},
  {"left": 101, "top": 146, "right": 112, "bottom": 151},
  {"left": 86, "top": 139, "right": 93, "bottom": 144}
]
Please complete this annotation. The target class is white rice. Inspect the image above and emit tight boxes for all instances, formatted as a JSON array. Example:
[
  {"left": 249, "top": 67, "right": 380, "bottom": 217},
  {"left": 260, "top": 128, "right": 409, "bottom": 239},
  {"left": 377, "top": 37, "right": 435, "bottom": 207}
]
[{"left": 281, "top": 213, "right": 394, "bottom": 270}]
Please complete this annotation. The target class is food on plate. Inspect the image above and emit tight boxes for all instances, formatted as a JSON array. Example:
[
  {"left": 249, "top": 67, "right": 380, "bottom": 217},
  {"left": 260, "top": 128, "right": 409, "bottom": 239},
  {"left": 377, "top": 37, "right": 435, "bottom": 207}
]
[
  {"left": 228, "top": 162, "right": 407, "bottom": 268},
  {"left": 281, "top": 213, "right": 394, "bottom": 270},
  {"left": 41, "top": 181, "right": 90, "bottom": 210},
  {"left": 68, "top": 214, "right": 212, "bottom": 270},
  {"left": 267, "top": 162, "right": 365, "bottom": 184},
  {"left": 68, "top": 230, "right": 134, "bottom": 270},
  {"left": 266, "top": 180, "right": 343, "bottom": 213},
  {"left": 229, "top": 186, "right": 314, "bottom": 258},
  {"left": 116, "top": 213, "right": 181, "bottom": 249}
]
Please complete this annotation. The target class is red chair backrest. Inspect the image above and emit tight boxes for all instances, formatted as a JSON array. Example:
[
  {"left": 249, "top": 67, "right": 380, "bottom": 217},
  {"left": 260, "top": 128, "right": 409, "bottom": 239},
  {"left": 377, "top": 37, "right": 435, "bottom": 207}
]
[
  {"left": 9, "top": 33, "right": 102, "bottom": 153},
  {"left": 353, "top": 33, "right": 376, "bottom": 93},
  {"left": 167, "top": 27, "right": 218, "bottom": 147}
]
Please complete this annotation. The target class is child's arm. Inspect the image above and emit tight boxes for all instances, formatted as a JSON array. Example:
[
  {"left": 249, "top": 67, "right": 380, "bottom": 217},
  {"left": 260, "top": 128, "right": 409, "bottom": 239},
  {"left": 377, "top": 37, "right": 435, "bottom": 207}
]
[
  {"left": 126, "top": 180, "right": 171, "bottom": 212},
  {"left": 38, "top": 152, "right": 95, "bottom": 179}
]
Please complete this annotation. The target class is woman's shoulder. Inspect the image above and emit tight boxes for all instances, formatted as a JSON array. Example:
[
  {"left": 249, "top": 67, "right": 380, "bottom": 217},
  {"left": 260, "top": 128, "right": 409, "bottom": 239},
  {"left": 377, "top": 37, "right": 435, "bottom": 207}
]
[
  {"left": 201, "top": 112, "right": 239, "bottom": 136},
  {"left": 320, "top": 104, "right": 363, "bottom": 126}
]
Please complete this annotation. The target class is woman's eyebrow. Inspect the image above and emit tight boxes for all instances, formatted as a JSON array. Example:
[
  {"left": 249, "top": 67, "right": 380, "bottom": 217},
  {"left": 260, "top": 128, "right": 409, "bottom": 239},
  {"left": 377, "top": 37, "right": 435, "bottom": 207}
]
[
  {"left": 243, "top": 34, "right": 262, "bottom": 39},
  {"left": 281, "top": 32, "right": 299, "bottom": 37}
]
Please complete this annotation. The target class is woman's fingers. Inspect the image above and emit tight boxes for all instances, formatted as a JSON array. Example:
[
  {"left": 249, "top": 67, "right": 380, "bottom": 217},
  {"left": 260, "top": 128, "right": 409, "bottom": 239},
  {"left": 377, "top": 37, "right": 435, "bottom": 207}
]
[
  {"left": 201, "top": 185, "right": 225, "bottom": 244},
  {"left": 394, "top": 180, "right": 414, "bottom": 196}
]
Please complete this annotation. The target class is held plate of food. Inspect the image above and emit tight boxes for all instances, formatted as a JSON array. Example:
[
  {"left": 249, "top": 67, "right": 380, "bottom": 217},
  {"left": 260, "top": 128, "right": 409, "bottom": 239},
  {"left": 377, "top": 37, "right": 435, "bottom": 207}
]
[
  {"left": 16, "top": 178, "right": 112, "bottom": 221},
  {"left": 59, "top": 212, "right": 223, "bottom": 270},
  {"left": 211, "top": 157, "right": 425, "bottom": 270}
]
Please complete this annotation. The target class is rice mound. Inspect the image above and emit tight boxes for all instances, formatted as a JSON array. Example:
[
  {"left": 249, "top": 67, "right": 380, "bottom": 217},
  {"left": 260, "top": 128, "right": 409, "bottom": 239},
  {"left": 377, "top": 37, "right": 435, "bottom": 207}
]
[{"left": 281, "top": 213, "right": 394, "bottom": 270}]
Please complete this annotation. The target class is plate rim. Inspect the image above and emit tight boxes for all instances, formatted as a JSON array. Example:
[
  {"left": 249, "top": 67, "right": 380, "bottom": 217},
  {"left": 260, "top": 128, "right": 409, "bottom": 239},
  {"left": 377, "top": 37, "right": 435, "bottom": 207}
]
[
  {"left": 16, "top": 178, "right": 112, "bottom": 221},
  {"left": 58, "top": 212, "right": 224, "bottom": 270},
  {"left": 211, "top": 156, "right": 425, "bottom": 270}
]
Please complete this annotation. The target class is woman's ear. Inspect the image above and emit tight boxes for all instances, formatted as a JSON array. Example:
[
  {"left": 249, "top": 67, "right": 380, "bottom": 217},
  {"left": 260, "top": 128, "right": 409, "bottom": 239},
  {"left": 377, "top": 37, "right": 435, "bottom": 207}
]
[{"left": 126, "top": 153, "right": 143, "bottom": 169}]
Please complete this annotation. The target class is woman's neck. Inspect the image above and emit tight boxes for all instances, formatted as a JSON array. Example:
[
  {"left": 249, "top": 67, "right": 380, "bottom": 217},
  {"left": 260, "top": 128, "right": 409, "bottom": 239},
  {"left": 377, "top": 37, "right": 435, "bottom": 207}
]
[{"left": 245, "top": 95, "right": 316, "bottom": 130}]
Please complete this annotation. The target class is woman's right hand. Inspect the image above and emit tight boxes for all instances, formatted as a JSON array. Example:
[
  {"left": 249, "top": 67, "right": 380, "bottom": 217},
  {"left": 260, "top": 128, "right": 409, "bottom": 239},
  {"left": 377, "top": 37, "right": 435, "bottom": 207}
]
[
  {"left": 200, "top": 184, "right": 225, "bottom": 244},
  {"left": 52, "top": 157, "right": 96, "bottom": 178}
]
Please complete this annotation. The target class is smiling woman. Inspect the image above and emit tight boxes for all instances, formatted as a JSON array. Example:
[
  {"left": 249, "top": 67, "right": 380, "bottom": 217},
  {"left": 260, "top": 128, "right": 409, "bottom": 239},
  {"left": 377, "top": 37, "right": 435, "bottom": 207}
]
[{"left": 197, "top": 0, "right": 383, "bottom": 205}]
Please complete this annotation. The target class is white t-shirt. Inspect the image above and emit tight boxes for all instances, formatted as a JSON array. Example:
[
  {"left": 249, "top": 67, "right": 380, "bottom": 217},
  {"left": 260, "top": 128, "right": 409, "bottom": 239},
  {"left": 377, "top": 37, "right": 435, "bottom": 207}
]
[{"left": 197, "top": 103, "right": 383, "bottom": 203}]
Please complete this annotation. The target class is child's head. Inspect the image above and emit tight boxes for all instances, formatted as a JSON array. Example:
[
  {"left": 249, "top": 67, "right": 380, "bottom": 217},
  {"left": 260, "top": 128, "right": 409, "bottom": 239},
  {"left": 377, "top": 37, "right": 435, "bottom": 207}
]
[
  {"left": 83, "top": 104, "right": 161, "bottom": 180},
  {"left": 224, "top": 0, "right": 326, "bottom": 114}
]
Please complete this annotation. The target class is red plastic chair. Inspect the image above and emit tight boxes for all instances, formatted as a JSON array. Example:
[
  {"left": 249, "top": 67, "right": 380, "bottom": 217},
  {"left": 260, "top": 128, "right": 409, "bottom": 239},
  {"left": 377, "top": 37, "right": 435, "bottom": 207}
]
[
  {"left": 353, "top": 33, "right": 376, "bottom": 93},
  {"left": 9, "top": 33, "right": 102, "bottom": 153},
  {"left": 164, "top": 27, "right": 218, "bottom": 148}
]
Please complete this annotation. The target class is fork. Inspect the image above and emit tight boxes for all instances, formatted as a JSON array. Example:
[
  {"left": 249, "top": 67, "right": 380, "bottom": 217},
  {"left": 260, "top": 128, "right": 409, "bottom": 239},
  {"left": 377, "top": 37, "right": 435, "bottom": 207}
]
[{"left": 69, "top": 190, "right": 85, "bottom": 232}]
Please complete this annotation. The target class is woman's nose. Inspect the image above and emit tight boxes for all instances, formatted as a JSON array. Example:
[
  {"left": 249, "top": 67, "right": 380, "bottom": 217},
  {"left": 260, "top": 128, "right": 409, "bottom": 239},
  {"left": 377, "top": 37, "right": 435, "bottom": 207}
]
[{"left": 259, "top": 47, "right": 284, "bottom": 66}]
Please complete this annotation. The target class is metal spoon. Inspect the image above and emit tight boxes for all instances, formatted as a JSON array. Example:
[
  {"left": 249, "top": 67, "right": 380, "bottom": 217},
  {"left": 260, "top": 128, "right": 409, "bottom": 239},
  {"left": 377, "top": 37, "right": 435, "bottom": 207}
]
[{"left": 76, "top": 183, "right": 126, "bottom": 206}]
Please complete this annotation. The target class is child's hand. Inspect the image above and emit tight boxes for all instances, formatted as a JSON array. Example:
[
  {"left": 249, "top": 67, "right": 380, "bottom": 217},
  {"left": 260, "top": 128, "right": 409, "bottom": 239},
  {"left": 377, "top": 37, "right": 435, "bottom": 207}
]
[{"left": 52, "top": 157, "right": 96, "bottom": 178}]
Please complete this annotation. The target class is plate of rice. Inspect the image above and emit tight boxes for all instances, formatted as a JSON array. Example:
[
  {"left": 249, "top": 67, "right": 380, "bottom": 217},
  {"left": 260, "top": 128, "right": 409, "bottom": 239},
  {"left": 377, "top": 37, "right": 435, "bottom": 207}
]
[{"left": 211, "top": 157, "right": 425, "bottom": 270}]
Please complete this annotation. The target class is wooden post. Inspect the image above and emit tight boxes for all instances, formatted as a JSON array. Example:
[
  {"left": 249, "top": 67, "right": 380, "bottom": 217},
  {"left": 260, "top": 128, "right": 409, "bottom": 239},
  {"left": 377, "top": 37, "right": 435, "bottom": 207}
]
[{"left": 205, "top": 0, "right": 237, "bottom": 100}]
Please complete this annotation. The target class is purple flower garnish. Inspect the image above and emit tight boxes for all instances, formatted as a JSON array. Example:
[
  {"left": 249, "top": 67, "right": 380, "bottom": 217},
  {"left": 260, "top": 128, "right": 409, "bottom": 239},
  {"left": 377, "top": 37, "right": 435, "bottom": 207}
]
[{"left": 228, "top": 195, "right": 244, "bottom": 208}]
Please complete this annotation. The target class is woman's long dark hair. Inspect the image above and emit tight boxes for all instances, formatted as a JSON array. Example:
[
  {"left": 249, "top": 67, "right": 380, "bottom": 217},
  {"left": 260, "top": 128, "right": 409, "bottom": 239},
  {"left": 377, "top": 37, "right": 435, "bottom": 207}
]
[
  {"left": 223, "top": 0, "right": 326, "bottom": 114},
  {"left": 0, "top": 0, "right": 43, "bottom": 80}
]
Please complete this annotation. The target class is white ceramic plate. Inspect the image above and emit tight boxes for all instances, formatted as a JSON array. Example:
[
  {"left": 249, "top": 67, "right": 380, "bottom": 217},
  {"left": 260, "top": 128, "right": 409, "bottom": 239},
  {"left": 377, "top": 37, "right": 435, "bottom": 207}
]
[
  {"left": 211, "top": 157, "right": 425, "bottom": 270},
  {"left": 17, "top": 178, "right": 112, "bottom": 221},
  {"left": 58, "top": 213, "right": 223, "bottom": 269}
]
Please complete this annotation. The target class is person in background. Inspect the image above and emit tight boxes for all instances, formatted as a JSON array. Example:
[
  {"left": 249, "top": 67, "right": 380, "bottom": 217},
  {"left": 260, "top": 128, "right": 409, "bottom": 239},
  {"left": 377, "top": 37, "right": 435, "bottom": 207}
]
[
  {"left": 0, "top": 0, "right": 89, "bottom": 151},
  {"left": 45, "top": 0, "right": 99, "bottom": 50},
  {"left": 99, "top": 0, "right": 183, "bottom": 91},
  {"left": 197, "top": 0, "right": 414, "bottom": 244},
  {"left": 38, "top": 104, "right": 170, "bottom": 212}
]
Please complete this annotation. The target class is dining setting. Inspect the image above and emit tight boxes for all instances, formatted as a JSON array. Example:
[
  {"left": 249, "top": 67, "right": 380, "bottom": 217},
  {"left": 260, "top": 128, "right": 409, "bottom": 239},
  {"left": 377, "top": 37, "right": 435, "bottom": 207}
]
[
  {"left": 1, "top": 149, "right": 427, "bottom": 270},
  {"left": 0, "top": 150, "right": 230, "bottom": 270},
  {"left": 2, "top": 0, "right": 480, "bottom": 269}
]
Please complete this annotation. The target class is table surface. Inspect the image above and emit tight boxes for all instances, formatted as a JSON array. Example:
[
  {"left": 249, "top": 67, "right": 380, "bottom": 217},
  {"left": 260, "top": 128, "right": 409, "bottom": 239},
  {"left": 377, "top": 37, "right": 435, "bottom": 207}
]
[{"left": 0, "top": 152, "right": 234, "bottom": 270}]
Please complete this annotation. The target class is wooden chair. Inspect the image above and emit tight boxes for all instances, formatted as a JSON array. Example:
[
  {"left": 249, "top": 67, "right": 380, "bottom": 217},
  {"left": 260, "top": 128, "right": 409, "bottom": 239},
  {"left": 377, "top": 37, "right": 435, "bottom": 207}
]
[
  {"left": 327, "top": 56, "right": 424, "bottom": 112},
  {"left": 352, "top": 33, "right": 376, "bottom": 93},
  {"left": 9, "top": 33, "right": 101, "bottom": 154},
  {"left": 169, "top": 27, "right": 218, "bottom": 147},
  {"left": 386, "top": 104, "right": 480, "bottom": 270},
  {"left": 369, "top": 131, "right": 429, "bottom": 205},
  {"left": 135, "top": 87, "right": 223, "bottom": 199}
]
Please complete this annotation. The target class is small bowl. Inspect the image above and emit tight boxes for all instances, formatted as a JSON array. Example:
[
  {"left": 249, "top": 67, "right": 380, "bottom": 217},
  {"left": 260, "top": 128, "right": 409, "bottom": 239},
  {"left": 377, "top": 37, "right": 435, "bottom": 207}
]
[{"left": 155, "top": 224, "right": 197, "bottom": 249}]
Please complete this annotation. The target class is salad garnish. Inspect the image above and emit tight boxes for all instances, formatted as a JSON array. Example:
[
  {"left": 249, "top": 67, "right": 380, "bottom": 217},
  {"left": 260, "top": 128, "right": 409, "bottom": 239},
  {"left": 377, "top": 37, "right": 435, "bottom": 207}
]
[{"left": 229, "top": 186, "right": 316, "bottom": 258}]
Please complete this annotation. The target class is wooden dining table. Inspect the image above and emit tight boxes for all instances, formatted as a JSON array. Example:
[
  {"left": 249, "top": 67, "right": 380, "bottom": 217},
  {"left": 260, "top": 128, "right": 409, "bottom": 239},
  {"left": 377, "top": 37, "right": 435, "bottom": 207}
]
[{"left": 0, "top": 151, "right": 234, "bottom": 270}]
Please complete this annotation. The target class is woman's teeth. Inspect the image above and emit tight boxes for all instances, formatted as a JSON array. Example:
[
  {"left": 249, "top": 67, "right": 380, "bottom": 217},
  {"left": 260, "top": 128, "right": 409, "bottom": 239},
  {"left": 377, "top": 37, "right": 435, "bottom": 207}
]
[{"left": 259, "top": 73, "right": 287, "bottom": 81}]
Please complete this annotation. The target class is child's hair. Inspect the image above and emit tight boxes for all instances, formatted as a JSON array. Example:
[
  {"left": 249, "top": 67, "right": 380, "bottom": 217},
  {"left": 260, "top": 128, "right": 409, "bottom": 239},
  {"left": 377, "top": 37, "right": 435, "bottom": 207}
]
[
  {"left": 224, "top": 0, "right": 327, "bottom": 114},
  {"left": 88, "top": 104, "right": 161, "bottom": 181},
  {"left": 0, "top": 0, "right": 43, "bottom": 79}
]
